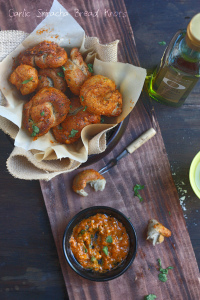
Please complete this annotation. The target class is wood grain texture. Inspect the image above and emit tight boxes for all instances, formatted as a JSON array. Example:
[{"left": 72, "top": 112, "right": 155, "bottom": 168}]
[{"left": 38, "top": 0, "right": 200, "bottom": 300}]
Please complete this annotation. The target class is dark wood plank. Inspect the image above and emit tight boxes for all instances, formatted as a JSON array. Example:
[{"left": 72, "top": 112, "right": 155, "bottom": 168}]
[
  {"left": 38, "top": 0, "right": 199, "bottom": 299},
  {"left": 0, "top": 0, "right": 200, "bottom": 299}
]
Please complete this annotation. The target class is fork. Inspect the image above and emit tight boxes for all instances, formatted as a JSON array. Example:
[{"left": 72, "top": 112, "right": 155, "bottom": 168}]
[{"left": 99, "top": 127, "right": 156, "bottom": 175}]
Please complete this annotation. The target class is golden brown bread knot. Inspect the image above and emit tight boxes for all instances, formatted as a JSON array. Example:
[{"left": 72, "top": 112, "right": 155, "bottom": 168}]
[
  {"left": 52, "top": 97, "right": 101, "bottom": 144},
  {"left": 72, "top": 169, "right": 106, "bottom": 196},
  {"left": 80, "top": 75, "right": 123, "bottom": 117},
  {"left": 9, "top": 64, "right": 38, "bottom": 95},
  {"left": 22, "top": 87, "right": 70, "bottom": 138},
  {"left": 147, "top": 219, "right": 171, "bottom": 246},
  {"left": 63, "top": 47, "right": 92, "bottom": 95},
  {"left": 18, "top": 41, "right": 68, "bottom": 69},
  {"left": 37, "top": 67, "right": 67, "bottom": 93}
]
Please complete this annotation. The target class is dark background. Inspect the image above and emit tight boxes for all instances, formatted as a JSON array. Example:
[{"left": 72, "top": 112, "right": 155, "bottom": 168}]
[{"left": 0, "top": 0, "right": 200, "bottom": 299}]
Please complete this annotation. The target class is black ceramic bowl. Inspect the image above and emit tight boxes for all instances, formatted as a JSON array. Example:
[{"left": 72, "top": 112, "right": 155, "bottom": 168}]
[{"left": 63, "top": 206, "right": 137, "bottom": 281}]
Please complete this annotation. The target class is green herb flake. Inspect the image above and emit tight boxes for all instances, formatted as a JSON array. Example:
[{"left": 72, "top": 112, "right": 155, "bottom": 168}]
[
  {"left": 80, "top": 229, "right": 85, "bottom": 235},
  {"left": 158, "top": 273, "right": 168, "bottom": 282},
  {"left": 32, "top": 125, "right": 40, "bottom": 135},
  {"left": 22, "top": 77, "right": 33, "bottom": 84},
  {"left": 91, "top": 234, "right": 94, "bottom": 238},
  {"left": 91, "top": 256, "right": 96, "bottom": 262},
  {"left": 81, "top": 96, "right": 84, "bottom": 102},
  {"left": 87, "top": 63, "right": 94, "bottom": 73},
  {"left": 133, "top": 184, "right": 145, "bottom": 202},
  {"left": 58, "top": 126, "right": 63, "bottom": 130},
  {"left": 83, "top": 246, "right": 87, "bottom": 253},
  {"left": 38, "top": 76, "right": 42, "bottom": 80},
  {"left": 62, "top": 66, "right": 66, "bottom": 71},
  {"left": 157, "top": 258, "right": 174, "bottom": 283},
  {"left": 40, "top": 111, "right": 45, "bottom": 116},
  {"left": 89, "top": 244, "right": 92, "bottom": 249},
  {"left": 101, "top": 117, "right": 104, "bottom": 123},
  {"left": 169, "top": 211, "right": 171, "bottom": 216},
  {"left": 69, "top": 129, "right": 79, "bottom": 138},
  {"left": 106, "top": 235, "right": 113, "bottom": 243},
  {"left": 70, "top": 105, "right": 72, "bottom": 109},
  {"left": 144, "top": 294, "right": 157, "bottom": 300},
  {"left": 83, "top": 106, "right": 87, "bottom": 112},
  {"left": 102, "top": 246, "right": 108, "bottom": 256},
  {"left": 57, "top": 72, "right": 64, "bottom": 78},
  {"left": 158, "top": 41, "right": 166, "bottom": 45}
]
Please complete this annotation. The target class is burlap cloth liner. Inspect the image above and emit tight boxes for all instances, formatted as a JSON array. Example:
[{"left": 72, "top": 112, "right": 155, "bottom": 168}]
[{"left": 0, "top": 30, "right": 119, "bottom": 180}]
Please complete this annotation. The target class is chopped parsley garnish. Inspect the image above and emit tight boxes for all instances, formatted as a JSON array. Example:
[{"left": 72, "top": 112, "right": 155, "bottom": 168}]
[
  {"left": 157, "top": 258, "right": 174, "bottom": 282},
  {"left": 87, "top": 63, "right": 94, "bottom": 73},
  {"left": 158, "top": 41, "right": 166, "bottom": 45},
  {"left": 102, "top": 246, "right": 108, "bottom": 256},
  {"left": 40, "top": 111, "right": 45, "bottom": 116},
  {"left": 22, "top": 77, "right": 33, "bottom": 84},
  {"left": 83, "top": 246, "right": 87, "bottom": 253},
  {"left": 106, "top": 236, "right": 113, "bottom": 243},
  {"left": 58, "top": 125, "right": 63, "bottom": 130},
  {"left": 133, "top": 184, "right": 145, "bottom": 202},
  {"left": 144, "top": 295, "right": 157, "bottom": 300},
  {"left": 101, "top": 117, "right": 104, "bottom": 123},
  {"left": 91, "top": 256, "right": 96, "bottom": 262},
  {"left": 169, "top": 211, "right": 171, "bottom": 216},
  {"left": 38, "top": 76, "right": 42, "bottom": 80},
  {"left": 81, "top": 96, "right": 84, "bottom": 102},
  {"left": 69, "top": 129, "right": 79, "bottom": 138},
  {"left": 62, "top": 66, "right": 66, "bottom": 71},
  {"left": 31, "top": 125, "right": 39, "bottom": 137},
  {"left": 69, "top": 105, "right": 72, "bottom": 109},
  {"left": 57, "top": 72, "right": 64, "bottom": 77},
  {"left": 83, "top": 106, "right": 87, "bottom": 111},
  {"left": 80, "top": 229, "right": 85, "bottom": 235}
]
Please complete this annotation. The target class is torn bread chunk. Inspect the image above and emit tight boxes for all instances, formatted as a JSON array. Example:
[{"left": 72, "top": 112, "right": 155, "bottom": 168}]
[
  {"left": 146, "top": 219, "right": 171, "bottom": 246},
  {"left": 72, "top": 169, "right": 106, "bottom": 197}
]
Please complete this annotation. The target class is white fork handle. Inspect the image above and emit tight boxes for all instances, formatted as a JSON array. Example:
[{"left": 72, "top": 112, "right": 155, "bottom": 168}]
[{"left": 126, "top": 128, "right": 156, "bottom": 154}]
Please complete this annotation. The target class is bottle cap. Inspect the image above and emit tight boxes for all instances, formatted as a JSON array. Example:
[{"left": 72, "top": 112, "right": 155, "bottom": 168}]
[{"left": 186, "top": 13, "right": 200, "bottom": 51}]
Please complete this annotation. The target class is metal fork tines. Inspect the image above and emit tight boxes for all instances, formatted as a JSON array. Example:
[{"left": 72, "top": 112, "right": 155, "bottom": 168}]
[{"left": 99, "top": 149, "right": 128, "bottom": 175}]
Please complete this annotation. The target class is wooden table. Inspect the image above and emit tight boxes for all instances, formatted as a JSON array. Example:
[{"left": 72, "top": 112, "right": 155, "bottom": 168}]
[{"left": 0, "top": 0, "right": 200, "bottom": 299}]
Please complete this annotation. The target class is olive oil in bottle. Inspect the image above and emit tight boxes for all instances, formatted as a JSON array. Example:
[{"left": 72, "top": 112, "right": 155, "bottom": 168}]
[{"left": 149, "top": 13, "right": 200, "bottom": 107}]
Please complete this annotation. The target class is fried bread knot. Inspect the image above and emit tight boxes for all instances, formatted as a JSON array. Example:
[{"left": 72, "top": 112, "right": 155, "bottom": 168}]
[
  {"left": 18, "top": 41, "right": 68, "bottom": 69},
  {"left": 9, "top": 64, "right": 38, "bottom": 95},
  {"left": 52, "top": 97, "right": 100, "bottom": 144},
  {"left": 80, "top": 75, "right": 123, "bottom": 117},
  {"left": 37, "top": 67, "right": 67, "bottom": 93},
  {"left": 63, "top": 48, "right": 91, "bottom": 95},
  {"left": 22, "top": 87, "right": 70, "bottom": 137}
]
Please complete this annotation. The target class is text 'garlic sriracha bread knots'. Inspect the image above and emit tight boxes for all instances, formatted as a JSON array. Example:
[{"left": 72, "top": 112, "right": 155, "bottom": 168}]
[
  {"left": 18, "top": 41, "right": 68, "bottom": 69},
  {"left": 22, "top": 87, "right": 70, "bottom": 137},
  {"left": 37, "top": 68, "right": 67, "bottom": 93},
  {"left": 63, "top": 47, "right": 92, "bottom": 95},
  {"left": 52, "top": 97, "right": 101, "bottom": 144},
  {"left": 80, "top": 75, "right": 123, "bottom": 117},
  {"left": 9, "top": 64, "right": 38, "bottom": 95}
]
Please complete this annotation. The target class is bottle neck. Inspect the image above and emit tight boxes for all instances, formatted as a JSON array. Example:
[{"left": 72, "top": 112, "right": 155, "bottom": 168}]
[{"left": 180, "top": 34, "right": 200, "bottom": 62}]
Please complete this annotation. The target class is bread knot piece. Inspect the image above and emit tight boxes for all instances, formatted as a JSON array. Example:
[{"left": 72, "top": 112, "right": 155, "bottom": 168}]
[
  {"left": 9, "top": 64, "right": 38, "bottom": 95},
  {"left": 52, "top": 97, "right": 101, "bottom": 144},
  {"left": 72, "top": 169, "right": 106, "bottom": 197},
  {"left": 22, "top": 87, "right": 70, "bottom": 138},
  {"left": 18, "top": 41, "right": 68, "bottom": 69},
  {"left": 37, "top": 67, "right": 67, "bottom": 93},
  {"left": 147, "top": 219, "right": 171, "bottom": 246},
  {"left": 63, "top": 47, "right": 92, "bottom": 95},
  {"left": 80, "top": 75, "right": 123, "bottom": 117}
]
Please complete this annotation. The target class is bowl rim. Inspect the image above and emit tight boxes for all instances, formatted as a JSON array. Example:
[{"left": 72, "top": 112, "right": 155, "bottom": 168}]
[
  {"left": 62, "top": 206, "right": 137, "bottom": 281},
  {"left": 189, "top": 151, "right": 200, "bottom": 199}
]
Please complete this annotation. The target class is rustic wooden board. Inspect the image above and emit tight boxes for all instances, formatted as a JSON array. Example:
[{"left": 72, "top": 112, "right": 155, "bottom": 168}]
[{"left": 37, "top": 0, "right": 199, "bottom": 299}]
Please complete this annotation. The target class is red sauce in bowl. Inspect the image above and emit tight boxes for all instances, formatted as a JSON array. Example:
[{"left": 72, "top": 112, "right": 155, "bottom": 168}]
[{"left": 69, "top": 213, "right": 129, "bottom": 272}]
